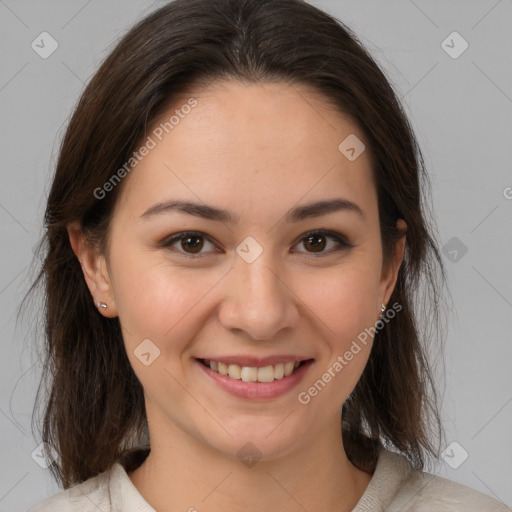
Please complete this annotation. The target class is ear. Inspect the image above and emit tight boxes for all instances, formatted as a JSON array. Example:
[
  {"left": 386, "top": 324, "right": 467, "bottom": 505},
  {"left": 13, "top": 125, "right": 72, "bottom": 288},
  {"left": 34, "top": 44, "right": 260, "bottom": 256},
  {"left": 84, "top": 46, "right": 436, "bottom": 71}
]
[
  {"left": 67, "top": 220, "right": 118, "bottom": 318},
  {"left": 379, "top": 218, "right": 407, "bottom": 310}
]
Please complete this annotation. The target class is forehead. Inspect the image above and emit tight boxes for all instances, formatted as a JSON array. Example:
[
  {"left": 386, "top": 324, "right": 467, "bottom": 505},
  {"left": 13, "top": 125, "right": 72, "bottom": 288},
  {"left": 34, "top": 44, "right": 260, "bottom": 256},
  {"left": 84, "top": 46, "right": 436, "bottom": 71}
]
[{"left": 114, "top": 80, "right": 377, "bottom": 222}]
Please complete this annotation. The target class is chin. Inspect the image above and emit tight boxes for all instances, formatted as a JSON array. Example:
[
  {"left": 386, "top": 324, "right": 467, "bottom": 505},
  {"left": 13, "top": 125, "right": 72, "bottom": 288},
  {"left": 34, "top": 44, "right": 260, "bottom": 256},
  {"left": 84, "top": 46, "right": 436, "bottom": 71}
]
[{"left": 198, "top": 416, "right": 309, "bottom": 464}]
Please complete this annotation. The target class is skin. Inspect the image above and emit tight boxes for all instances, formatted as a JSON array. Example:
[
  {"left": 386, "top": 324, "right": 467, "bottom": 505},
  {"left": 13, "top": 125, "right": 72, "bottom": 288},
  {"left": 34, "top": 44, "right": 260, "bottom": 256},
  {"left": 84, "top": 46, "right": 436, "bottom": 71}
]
[{"left": 68, "top": 80, "right": 406, "bottom": 512}]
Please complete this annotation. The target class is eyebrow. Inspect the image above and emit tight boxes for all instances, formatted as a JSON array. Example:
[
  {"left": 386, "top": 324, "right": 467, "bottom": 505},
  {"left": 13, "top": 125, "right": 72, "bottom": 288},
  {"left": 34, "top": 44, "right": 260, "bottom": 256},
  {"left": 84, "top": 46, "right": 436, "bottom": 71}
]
[{"left": 140, "top": 198, "right": 365, "bottom": 223}]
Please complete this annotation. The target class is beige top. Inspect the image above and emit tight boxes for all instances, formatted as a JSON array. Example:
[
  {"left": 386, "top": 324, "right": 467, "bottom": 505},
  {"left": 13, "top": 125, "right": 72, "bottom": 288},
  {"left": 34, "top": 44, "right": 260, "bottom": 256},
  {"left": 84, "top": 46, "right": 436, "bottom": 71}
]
[{"left": 26, "top": 448, "right": 510, "bottom": 511}]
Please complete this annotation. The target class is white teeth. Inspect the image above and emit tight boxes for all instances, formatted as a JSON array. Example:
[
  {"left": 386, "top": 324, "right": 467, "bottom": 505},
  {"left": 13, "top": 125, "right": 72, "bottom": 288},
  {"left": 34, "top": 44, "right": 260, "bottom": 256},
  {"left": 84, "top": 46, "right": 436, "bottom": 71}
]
[
  {"left": 241, "top": 366, "right": 258, "bottom": 382},
  {"left": 257, "top": 365, "right": 275, "bottom": 383},
  {"left": 206, "top": 359, "right": 304, "bottom": 382},
  {"left": 273, "top": 363, "right": 284, "bottom": 379},
  {"left": 227, "top": 364, "right": 241, "bottom": 379},
  {"left": 284, "top": 361, "right": 295, "bottom": 376}
]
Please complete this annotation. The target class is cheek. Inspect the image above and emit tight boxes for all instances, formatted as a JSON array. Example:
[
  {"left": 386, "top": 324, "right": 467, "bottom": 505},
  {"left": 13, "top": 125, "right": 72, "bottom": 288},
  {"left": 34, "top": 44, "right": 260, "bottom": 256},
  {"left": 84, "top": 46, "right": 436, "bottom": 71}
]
[
  {"left": 290, "top": 261, "right": 380, "bottom": 402},
  {"left": 110, "top": 247, "right": 217, "bottom": 354},
  {"left": 291, "top": 261, "right": 381, "bottom": 341}
]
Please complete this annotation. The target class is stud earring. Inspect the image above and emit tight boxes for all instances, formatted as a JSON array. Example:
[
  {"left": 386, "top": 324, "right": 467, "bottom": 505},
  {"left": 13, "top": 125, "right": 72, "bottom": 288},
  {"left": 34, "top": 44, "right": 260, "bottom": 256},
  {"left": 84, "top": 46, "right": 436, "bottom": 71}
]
[{"left": 97, "top": 301, "right": 107, "bottom": 309}]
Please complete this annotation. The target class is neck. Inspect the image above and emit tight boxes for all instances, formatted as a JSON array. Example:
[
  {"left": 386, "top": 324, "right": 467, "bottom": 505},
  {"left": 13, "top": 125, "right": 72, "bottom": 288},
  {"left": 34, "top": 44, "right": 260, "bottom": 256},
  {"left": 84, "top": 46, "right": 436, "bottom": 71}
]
[{"left": 128, "top": 416, "right": 373, "bottom": 512}]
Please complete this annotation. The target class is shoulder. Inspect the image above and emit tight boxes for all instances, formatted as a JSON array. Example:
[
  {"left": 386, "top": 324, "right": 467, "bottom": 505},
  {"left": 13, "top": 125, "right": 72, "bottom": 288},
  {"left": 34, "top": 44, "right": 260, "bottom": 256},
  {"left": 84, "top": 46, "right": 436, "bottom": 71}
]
[
  {"left": 384, "top": 451, "right": 510, "bottom": 511},
  {"left": 25, "top": 448, "right": 154, "bottom": 512},
  {"left": 25, "top": 468, "right": 111, "bottom": 512}
]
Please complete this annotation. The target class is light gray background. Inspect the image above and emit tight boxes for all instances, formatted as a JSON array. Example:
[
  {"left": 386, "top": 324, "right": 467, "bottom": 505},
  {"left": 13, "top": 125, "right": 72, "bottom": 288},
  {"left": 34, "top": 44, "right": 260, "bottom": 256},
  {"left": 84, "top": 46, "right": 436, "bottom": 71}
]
[{"left": 1, "top": 1, "right": 511, "bottom": 510}]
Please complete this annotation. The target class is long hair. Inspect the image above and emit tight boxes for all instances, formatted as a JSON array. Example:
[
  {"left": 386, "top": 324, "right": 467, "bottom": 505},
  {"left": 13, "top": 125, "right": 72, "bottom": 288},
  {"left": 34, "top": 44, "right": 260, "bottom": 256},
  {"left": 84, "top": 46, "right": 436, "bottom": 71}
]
[{"left": 22, "top": 0, "right": 449, "bottom": 488}]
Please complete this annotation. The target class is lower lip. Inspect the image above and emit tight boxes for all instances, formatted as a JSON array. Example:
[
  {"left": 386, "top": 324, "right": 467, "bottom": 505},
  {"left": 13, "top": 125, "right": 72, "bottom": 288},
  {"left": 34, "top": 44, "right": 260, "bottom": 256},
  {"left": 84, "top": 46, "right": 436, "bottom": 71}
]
[{"left": 196, "top": 359, "right": 314, "bottom": 400}]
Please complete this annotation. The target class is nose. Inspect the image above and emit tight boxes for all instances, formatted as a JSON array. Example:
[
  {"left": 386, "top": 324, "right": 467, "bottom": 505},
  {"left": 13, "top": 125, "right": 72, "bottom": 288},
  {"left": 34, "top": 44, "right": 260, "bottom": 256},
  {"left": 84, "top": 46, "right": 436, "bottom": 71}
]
[{"left": 217, "top": 250, "right": 300, "bottom": 341}]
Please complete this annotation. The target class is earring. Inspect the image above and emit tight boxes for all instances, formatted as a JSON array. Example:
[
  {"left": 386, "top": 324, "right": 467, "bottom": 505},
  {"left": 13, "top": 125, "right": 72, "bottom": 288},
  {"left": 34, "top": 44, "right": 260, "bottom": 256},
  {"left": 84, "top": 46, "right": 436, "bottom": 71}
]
[
  {"left": 97, "top": 301, "right": 107, "bottom": 309},
  {"left": 381, "top": 303, "right": 386, "bottom": 313}
]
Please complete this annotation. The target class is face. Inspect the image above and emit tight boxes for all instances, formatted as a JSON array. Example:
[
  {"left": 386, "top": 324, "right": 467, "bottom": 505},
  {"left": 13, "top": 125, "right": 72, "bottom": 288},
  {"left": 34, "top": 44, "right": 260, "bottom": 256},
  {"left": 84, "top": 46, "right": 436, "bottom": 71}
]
[{"left": 71, "top": 80, "right": 405, "bottom": 462}]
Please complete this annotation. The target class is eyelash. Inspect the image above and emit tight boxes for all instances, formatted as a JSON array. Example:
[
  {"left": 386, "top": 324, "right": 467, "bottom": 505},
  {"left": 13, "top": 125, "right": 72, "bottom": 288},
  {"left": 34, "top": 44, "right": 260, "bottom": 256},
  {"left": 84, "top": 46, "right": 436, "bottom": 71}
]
[{"left": 160, "top": 229, "right": 353, "bottom": 259}]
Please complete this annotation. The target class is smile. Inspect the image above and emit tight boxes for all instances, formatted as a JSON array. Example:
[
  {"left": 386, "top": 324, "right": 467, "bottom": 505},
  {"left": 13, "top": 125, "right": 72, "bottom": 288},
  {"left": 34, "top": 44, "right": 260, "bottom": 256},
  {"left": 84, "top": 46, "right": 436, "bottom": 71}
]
[
  {"left": 196, "top": 357, "right": 314, "bottom": 400},
  {"left": 199, "top": 358, "right": 306, "bottom": 383}
]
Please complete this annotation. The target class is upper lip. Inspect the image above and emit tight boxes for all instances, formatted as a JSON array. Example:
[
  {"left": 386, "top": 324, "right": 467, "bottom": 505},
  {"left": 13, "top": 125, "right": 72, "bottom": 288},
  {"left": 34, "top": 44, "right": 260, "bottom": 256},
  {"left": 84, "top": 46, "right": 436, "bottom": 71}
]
[{"left": 197, "top": 355, "right": 314, "bottom": 367}]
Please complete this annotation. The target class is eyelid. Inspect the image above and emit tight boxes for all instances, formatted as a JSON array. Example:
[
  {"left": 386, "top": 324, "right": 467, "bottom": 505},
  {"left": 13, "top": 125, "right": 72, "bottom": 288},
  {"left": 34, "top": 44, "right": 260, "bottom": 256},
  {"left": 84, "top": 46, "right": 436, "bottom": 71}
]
[
  {"left": 160, "top": 231, "right": 220, "bottom": 258},
  {"left": 161, "top": 229, "right": 352, "bottom": 258},
  {"left": 291, "top": 229, "right": 353, "bottom": 257}
]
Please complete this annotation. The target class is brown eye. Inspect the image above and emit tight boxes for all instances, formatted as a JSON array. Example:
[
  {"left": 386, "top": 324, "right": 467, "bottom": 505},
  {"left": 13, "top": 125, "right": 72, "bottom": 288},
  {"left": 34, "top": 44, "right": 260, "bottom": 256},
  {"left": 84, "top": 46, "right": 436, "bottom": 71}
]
[
  {"left": 294, "top": 230, "right": 352, "bottom": 256},
  {"left": 180, "top": 234, "right": 204, "bottom": 253},
  {"left": 162, "top": 231, "right": 218, "bottom": 257},
  {"left": 303, "top": 234, "right": 327, "bottom": 252}
]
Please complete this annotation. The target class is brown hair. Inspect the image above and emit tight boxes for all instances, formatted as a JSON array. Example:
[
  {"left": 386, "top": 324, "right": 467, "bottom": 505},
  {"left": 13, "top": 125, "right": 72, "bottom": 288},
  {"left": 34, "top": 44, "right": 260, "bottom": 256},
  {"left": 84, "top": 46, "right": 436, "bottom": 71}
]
[{"left": 23, "top": 0, "right": 449, "bottom": 488}]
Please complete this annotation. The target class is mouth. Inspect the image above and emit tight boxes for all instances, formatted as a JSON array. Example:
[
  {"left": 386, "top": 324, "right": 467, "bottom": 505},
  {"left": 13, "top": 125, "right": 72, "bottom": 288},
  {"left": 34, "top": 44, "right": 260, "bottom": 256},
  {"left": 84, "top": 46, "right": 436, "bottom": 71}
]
[{"left": 196, "top": 358, "right": 312, "bottom": 383}]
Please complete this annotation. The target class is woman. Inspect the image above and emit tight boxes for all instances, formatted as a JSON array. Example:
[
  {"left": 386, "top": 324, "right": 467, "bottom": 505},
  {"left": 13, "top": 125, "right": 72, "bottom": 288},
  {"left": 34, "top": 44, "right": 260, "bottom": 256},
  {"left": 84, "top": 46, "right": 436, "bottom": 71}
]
[{"left": 25, "top": 0, "right": 510, "bottom": 510}]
